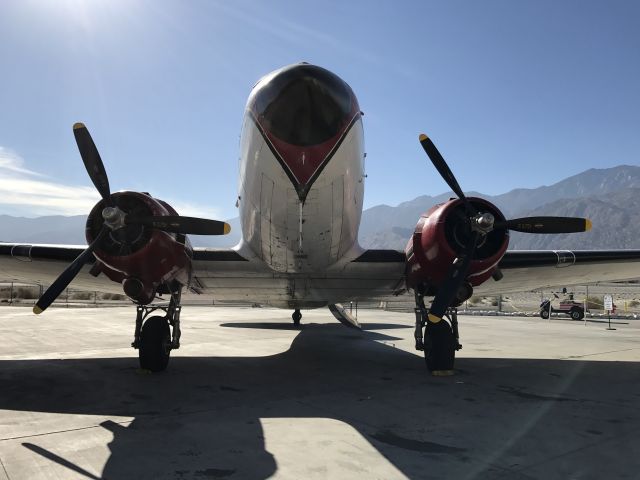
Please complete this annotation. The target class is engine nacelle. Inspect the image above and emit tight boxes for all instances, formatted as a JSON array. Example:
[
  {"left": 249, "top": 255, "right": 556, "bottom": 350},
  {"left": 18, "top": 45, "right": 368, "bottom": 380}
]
[
  {"left": 85, "top": 191, "right": 193, "bottom": 304},
  {"left": 405, "top": 197, "right": 509, "bottom": 297}
]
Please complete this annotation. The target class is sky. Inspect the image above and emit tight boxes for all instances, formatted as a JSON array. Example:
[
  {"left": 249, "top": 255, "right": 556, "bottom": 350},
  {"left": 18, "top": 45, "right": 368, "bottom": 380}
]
[{"left": 0, "top": 0, "right": 639, "bottom": 219}]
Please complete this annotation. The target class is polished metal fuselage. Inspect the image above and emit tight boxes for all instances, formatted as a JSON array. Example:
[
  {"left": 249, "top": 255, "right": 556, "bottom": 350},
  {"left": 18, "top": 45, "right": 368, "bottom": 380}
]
[{"left": 237, "top": 114, "right": 366, "bottom": 275}]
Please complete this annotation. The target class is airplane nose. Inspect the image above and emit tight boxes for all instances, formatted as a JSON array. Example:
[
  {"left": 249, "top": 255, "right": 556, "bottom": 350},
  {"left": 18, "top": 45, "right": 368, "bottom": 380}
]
[
  {"left": 248, "top": 64, "right": 360, "bottom": 198},
  {"left": 250, "top": 63, "right": 357, "bottom": 147}
]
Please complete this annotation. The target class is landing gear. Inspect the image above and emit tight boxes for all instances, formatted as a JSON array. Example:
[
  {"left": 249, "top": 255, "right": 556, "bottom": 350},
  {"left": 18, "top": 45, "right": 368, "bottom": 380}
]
[
  {"left": 414, "top": 291, "right": 462, "bottom": 375},
  {"left": 139, "top": 316, "right": 171, "bottom": 372},
  {"left": 132, "top": 289, "right": 182, "bottom": 372},
  {"left": 292, "top": 309, "right": 302, "bottom": 326}
]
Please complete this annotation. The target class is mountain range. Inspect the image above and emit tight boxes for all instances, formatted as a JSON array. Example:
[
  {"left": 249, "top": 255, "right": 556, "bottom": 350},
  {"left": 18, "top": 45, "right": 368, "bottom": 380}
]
[
  {"left": 1, "top": 165, "right": 639, "bottom": 251},
  {"left": 360, "top": 165, "right": 640, "bottom": 250}
]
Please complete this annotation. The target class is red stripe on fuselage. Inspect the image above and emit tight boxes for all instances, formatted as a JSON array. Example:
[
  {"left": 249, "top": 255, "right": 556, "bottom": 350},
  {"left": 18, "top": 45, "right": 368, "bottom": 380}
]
[{"left": 252, "top": 110, "right": 361, "bottom": 191}]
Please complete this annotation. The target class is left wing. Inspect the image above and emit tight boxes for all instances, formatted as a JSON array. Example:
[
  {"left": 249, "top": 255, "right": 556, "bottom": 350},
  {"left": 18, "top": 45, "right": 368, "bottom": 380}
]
[
  {"left": 336, "top": 248, "right": 640, "bottom": 299},
  {"left": 342, "top": 248, "right": 640, "bottom": 297},
  {"left": 480, "top": 249, "right": 640, "bottom": 294}
]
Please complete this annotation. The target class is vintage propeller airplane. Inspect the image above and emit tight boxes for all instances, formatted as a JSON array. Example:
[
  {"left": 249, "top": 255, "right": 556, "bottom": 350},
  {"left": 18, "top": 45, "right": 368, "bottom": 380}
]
[{"left": 1, "top": 63, "right": 639, "bottom": 375}]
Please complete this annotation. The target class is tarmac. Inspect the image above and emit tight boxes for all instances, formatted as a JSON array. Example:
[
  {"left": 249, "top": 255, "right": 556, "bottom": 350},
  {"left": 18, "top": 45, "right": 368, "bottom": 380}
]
[{"left": 0, "top": 306, "right": 639, "bottom": 479}]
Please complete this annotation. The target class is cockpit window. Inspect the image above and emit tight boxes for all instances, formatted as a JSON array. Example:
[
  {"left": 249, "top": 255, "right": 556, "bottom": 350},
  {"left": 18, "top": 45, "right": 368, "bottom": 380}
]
[{"left": 252, "top": 65, "right": 353, "bottom": 146}]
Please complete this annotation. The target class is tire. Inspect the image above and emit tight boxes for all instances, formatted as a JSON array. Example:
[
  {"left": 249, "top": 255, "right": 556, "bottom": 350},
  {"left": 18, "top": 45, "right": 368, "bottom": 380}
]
[
  {"left": 540, "top": 309, "right": 550, "bottom": 319},
  {"left": 139, "top": 316, "right": 171, "bottom": 372},
  {"left": 424, "top": 321, "right": 456, "bottom": 373},
  {"left": 570, "top": 308, "right": 584, "bottom": 320}
]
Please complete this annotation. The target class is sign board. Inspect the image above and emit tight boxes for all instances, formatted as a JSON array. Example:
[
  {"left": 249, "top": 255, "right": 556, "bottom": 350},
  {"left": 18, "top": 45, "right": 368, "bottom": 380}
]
[{"left": 604, "top": 294, "right": 613, "bottom": 311}]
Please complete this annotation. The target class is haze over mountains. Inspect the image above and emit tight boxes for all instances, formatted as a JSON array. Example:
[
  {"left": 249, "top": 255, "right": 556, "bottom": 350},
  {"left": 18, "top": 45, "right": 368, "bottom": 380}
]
[
  {"left": 360, "top": 165, "right": 640, "bottom": 250},
  {"left": 1, "top": 165, "right": 638, "bottom": 250}
]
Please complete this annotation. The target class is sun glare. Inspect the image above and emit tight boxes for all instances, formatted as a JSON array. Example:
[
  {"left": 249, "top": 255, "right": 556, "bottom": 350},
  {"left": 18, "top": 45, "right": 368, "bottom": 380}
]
[{"left": 29, "top": 0, "right": 131, "bottom": 32}]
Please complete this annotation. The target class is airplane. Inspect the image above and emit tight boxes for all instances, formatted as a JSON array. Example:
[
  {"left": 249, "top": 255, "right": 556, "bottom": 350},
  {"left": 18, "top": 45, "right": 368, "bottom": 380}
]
[{"left": 1, "top": 62, "right": 639, "bottom": 375}]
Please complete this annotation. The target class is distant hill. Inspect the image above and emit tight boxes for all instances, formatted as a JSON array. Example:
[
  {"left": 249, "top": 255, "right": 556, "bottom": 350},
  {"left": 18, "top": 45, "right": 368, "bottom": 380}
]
[
  {"left": 360, "top": 165, "right": 640, "bottom": 250},
  {"left": 490, "top": 165, "right": 640, "bottom": 218},
  {"left": 0, "top": 165, "right": 638, "bottom": 250},
  {"left": 0, "top": 214, "right": 242, "bottom": 248},
  {"left": 0, "top": 215, "right": 87, "bottom": 244},
  {"left": 508, "top": 187, "right": 640, "bottom": 250}
]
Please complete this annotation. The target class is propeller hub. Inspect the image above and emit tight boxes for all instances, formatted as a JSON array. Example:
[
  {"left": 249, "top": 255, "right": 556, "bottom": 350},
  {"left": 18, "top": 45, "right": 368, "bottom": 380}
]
[
  {"left": 102, "top": 206, "right": 127, "bottom": 231},
  {"left": 472, "top": 212, "right": 495, "bottom": 234}
]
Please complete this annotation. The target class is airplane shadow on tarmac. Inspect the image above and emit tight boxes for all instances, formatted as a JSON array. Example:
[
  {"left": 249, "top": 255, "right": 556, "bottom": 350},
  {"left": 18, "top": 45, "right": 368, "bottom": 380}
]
[{"left": 2, "top": 322, "right": 640, "bottom": 479}]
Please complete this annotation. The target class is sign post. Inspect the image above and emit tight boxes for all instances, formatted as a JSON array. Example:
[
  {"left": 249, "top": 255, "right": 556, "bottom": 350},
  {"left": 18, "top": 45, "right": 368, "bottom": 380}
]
[{"left": 604, "top": 294, "right": 615, "bottom": 331}]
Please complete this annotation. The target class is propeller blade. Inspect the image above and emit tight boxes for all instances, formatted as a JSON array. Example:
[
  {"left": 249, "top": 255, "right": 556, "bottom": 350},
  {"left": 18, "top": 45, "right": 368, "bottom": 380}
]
[
  {"left": 73, "top": 123, "right": 112, "bottom": 204},
  {"left": 496, "top": 216, "right": 592, "bottom": 234},
  {"left": 419, "top": 134, "right": 476, "bottom": 216},
  {"left": 33, "top": 228, "right": 107, "bottom": 314},
  {"left": 428, "top": 231, "right": 480, "bottom": 322},
  {"left": 126, "top": 215, "right": 231, "bottom": 235}
]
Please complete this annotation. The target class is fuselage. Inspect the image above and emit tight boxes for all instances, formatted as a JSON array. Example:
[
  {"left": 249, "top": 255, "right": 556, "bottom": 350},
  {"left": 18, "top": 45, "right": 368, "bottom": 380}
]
[{"left": 238, "top": 64, "right": 365, "bottom": 273}]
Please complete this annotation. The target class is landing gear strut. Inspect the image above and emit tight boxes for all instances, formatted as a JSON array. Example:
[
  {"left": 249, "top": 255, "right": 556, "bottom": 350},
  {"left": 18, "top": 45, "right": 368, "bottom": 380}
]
[
  {"left": 292, "top": 309, "right": 302, "bottom": 326},
  {"left": 132, "top": 289, "right": 182, "bottom": 372},
  {"left": 414, "top": 291, "right": 462, "bottom": 375}
]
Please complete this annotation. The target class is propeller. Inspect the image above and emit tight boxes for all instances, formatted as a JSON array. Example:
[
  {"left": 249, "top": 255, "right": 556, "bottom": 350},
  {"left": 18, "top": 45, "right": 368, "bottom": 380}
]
[
  {"left": 418, "top": 133, "right": 592, "bottom": 322},
  {"left": 33, "top": 228, "right": 107, "bottom": 314},
  {"left": 34, "top": 123, "right": 231, "bottom": 314},
  {"left": 426, "top": 231, "right": 479, "bottom": 322},
  {"left": 419, "top": 134, "right": 476, "bottom": 216},
  {"left": 494, "top": 216, "right": 592, "bottom": 234},
  {"left": 125, "top": 215, "right": 231, "bottom": 235},
  {"left": 73, "top": 123, "right": 113, "bottom": 206}
]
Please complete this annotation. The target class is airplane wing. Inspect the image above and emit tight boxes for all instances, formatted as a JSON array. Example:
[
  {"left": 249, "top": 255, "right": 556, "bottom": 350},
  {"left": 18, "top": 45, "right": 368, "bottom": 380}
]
[
  {"left": 481, "top": 250, "right": 640, "bottom": 294},
  {"left": 0, "top": 243, "right": 639, "bottom": 304},
  {"left": 0, "top": 244, "right": 405, "bottom": 306},
  {"left": 0, "top": 244, "right": 124, "bottom": 295},
  {"left": 333, "top": 248, "right": 640, "bottom": 299}
]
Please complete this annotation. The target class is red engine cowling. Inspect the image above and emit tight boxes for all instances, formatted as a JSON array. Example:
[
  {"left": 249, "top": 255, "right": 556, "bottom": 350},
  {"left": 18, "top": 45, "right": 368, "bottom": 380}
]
[
  {"left": 405, "top": 197, "right": 509, "bottom": 296},
  {"left": 85, "top": 191, "right": 193, "bottom": 304}
]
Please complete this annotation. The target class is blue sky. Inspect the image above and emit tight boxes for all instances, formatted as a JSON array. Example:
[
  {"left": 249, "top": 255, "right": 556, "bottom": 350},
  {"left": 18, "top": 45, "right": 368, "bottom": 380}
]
[{"left": 0, "top": 0, "right": 638, "bottom": 219}]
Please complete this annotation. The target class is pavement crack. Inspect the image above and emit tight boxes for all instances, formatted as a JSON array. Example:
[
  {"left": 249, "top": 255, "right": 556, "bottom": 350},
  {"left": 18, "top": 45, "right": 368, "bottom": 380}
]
[
  {"left": 561, "top": 347, "right": 640, "bottom": 360},
  {"left": 0, "top": 420, "right": 132, "bottom": 443},
  {"left": 0, "top": 454, "right": 10, "bottom": 480},
  {"left": 497, "top": 385, "right": 577, "bottom": 402}
]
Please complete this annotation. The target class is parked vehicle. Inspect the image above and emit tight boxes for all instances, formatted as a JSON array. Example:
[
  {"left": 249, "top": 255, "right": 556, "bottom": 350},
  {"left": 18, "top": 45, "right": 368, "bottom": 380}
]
[{"left": 540, "top": 292, "right": 585, "bottom": 320}]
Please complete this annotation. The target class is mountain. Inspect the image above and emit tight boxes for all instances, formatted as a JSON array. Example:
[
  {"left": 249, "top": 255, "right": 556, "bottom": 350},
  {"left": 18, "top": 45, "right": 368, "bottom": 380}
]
[
  {"left": 359, "top": 165, "right": 640, "bottom": 250},
  {"left": 0, "top": 165, "right": 638, "bottom": 250},
  {"left": 508, "top": 187, "right": 640, "bottom": 250},
  {"left": 358, "top": 191, "right": 485, "bottom": 240},
  {"left": 0, "top": 214, "right": 242, "bottom": 248},
  {"left": 490, "top": 165, "right": 640, "bottom": 218},
  {"left": 0, "top": 215, "right": 87, "bottom": 244}
]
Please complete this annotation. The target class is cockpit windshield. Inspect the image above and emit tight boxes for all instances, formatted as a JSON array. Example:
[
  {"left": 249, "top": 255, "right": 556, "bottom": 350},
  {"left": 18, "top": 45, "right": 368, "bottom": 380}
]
[{"left": 251, "top": 64, "right": 354, "bottom": 146}]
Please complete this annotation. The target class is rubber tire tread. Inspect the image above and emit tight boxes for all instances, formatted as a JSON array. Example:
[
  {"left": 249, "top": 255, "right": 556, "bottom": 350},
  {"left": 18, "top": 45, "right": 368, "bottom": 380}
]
[
  {"left": 139, "top": 316, "right": 171, "bottom": 372},
  {"left": 571, "top": 308, "right": 584, "bottom": 320},
  {"left": 424, "top": 321, "right": 456, "bottom": 372}
]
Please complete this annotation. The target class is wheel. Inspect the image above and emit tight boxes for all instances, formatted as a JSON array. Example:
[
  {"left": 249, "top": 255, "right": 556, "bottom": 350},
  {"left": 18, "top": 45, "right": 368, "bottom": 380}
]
[
  {"left": 570, "top": 308, "right": 584, "bottom": 320},
  {"left": 292, "top": 309, "right": 302, "bottom": 326},
  {"left": 540, "top": 309, "right": 550, "bottom": 319},
  {"left": 139, "top": 316, "right": 171, "bottom": 372},
  {"left": 423, "top": 320, "right": 456, "bottom": 374}
]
